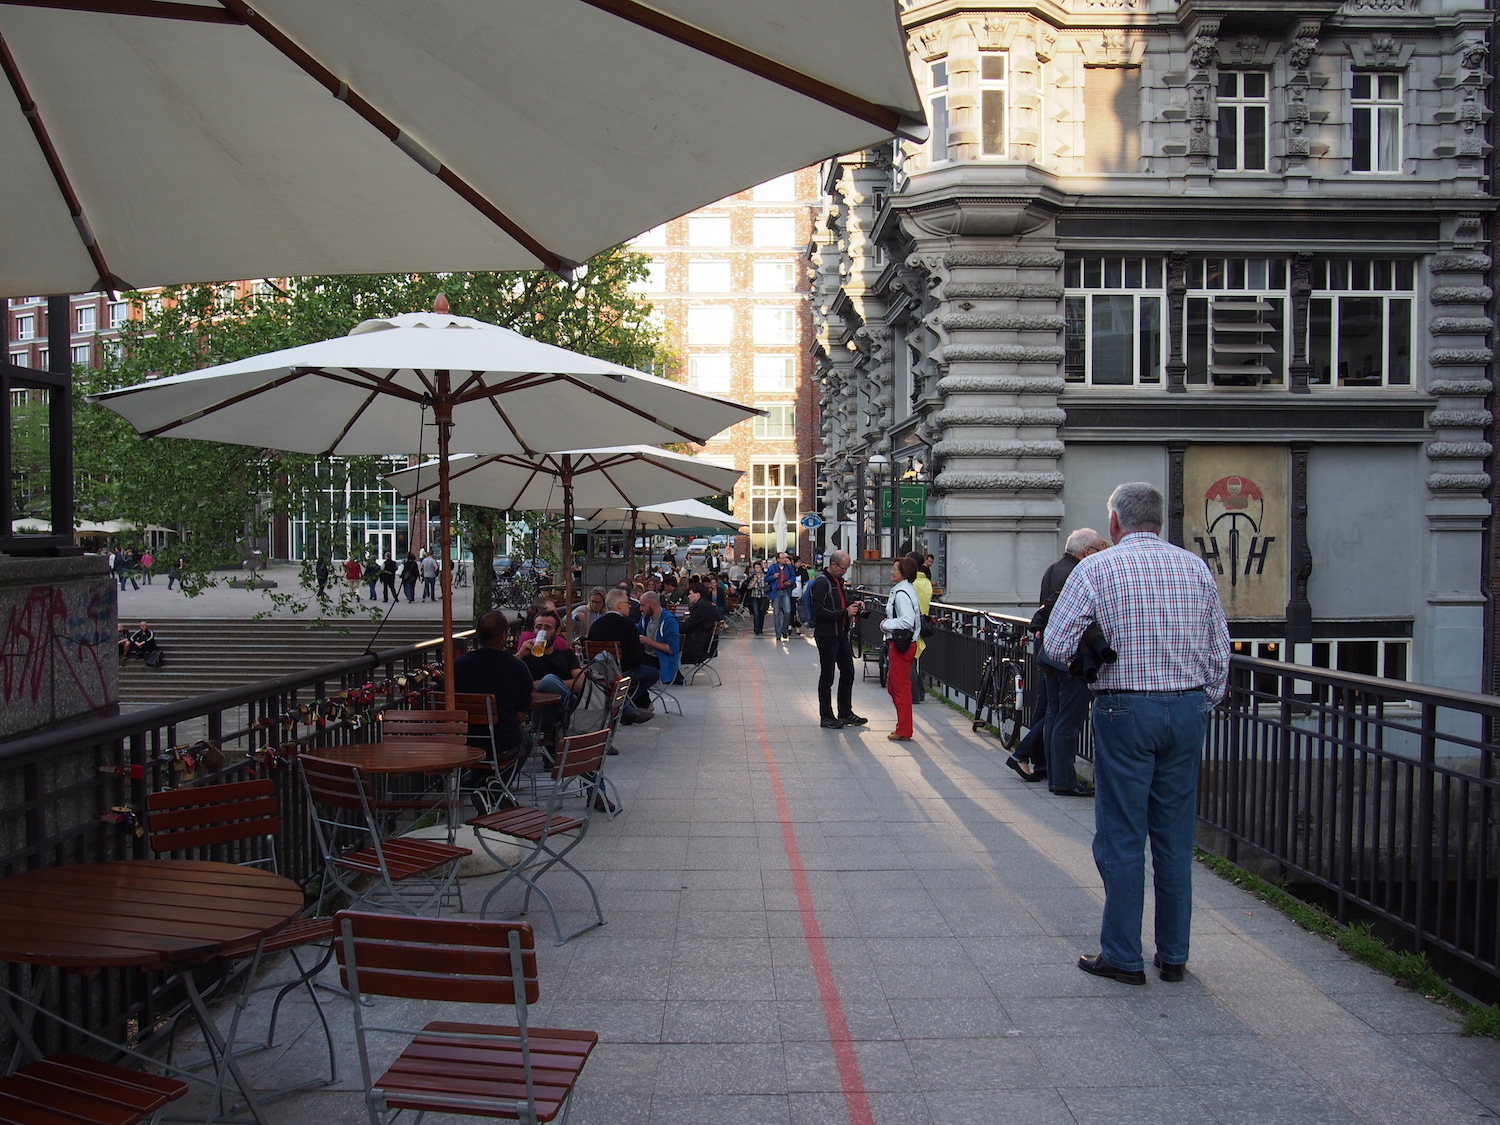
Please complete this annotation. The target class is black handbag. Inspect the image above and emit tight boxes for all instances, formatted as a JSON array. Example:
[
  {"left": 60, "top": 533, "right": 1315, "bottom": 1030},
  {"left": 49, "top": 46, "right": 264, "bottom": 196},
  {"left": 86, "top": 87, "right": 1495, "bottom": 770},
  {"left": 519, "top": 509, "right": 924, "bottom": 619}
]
[
  {"left": 890, "top": 629, "right": 914, "bottom": 653},
  {"left": 919, "top": 613, "right": 936, "bottom": 639}
]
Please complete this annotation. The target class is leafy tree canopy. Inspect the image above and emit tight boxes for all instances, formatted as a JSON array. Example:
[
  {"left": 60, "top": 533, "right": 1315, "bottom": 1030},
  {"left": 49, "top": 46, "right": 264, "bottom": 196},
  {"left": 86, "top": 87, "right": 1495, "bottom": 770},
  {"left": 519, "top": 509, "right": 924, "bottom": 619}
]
[{"left": 72, "top": 249, "right": 672, "bottom": 616}]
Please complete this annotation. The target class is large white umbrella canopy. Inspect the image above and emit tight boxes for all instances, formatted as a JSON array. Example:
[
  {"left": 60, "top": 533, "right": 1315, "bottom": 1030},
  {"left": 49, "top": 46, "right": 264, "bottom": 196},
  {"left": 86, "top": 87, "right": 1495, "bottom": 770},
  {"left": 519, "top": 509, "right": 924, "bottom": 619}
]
[
  {"left": 773, "top": 498, "right": 790, "bottom": 554},
  {"left": 90, "top": 305, "right": 757, "bottom": 705},
  {"left": 387, "top": 446, "right": 744, "bottom": 599},
  {"left": 585, "top": 498, "right": 746, "bottom": 533},
  {"left": 0, "top": 0, "right": 924, "bottom": 296}
]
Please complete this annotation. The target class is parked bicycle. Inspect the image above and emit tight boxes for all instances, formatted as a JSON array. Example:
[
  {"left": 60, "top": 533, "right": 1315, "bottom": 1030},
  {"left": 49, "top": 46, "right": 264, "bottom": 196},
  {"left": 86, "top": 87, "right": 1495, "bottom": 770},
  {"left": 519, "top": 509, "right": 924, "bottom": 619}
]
[
  {"left": 453, "top": 559, "right": 469, "bottom": 588},
  {"left": 972, "top": 614, "right": 1027, "bottom": 748}
]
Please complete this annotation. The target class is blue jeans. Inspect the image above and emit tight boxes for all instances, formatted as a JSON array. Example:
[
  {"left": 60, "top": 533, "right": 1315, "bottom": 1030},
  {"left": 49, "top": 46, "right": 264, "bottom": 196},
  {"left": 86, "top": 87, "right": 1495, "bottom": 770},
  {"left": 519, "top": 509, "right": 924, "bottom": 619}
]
[
  {"left": 422, "top": 577, "right": 436, "bottom": 600},
  {"left": 1012, "top": 673, "right": 1049, "bottom": 766},
  {"left": 533, "top": 673, "right": 574, "bottom": 732},
  {"left": 771, "top": 591, "right": 792, "bottom": 638},
  {"left": 1090, "top": 690, "right": 1211, "bottom": 972},
  {"left": 1041, "top": 664, "right": 1090, "bottom": 792}
]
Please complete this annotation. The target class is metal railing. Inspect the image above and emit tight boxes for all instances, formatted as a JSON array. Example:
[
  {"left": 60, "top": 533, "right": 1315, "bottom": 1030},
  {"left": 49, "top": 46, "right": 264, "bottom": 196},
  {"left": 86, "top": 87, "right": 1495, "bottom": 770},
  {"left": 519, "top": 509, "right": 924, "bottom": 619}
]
[
  {"left": 0, "top": 631, "right": 464, "bottom": 1054},
  {"left": 854, "top": 589, "right": 1498, "bottom": 996}
]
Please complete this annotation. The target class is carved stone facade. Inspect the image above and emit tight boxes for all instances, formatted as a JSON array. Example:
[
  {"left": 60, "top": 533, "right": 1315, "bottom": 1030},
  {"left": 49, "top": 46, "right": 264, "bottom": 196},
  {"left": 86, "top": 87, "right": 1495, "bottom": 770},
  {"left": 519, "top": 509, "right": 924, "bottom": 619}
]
[{"left": 812, "top": 1, "right": 1498, "bottom": 693}]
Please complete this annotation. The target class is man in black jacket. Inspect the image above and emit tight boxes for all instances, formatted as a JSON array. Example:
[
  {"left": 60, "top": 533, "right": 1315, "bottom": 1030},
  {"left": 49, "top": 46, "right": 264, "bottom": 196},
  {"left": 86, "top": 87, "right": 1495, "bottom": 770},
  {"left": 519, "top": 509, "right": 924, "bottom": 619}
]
[
  {"left": 588, "top": 588, "right": 658, "bottom": 719},
  {"left": 807, "top": 550, "right": 868, "bottom": 730},
  {"left": 1034, "top": 528, "right": 1108, "bottom": 796}
]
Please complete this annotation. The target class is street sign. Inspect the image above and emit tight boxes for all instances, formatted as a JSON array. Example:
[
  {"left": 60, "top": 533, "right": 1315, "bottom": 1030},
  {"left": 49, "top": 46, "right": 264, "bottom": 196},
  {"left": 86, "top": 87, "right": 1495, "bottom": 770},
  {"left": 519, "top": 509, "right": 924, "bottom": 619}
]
[{"left": 799, "top": 513, "right": 824, "bottom": 529}]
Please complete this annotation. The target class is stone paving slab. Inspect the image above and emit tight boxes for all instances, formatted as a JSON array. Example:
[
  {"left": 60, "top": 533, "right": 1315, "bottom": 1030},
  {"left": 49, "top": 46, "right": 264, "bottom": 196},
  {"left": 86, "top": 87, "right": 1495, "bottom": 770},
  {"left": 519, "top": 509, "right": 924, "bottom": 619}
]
[{"left": 166, "top": 623, "right": 1500, "bottom": 1124}]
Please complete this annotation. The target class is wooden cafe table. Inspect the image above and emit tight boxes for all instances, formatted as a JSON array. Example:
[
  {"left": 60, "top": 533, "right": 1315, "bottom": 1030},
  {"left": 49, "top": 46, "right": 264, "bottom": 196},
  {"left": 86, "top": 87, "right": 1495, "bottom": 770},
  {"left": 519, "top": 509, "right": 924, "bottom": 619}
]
[{"left": 0, "top": 859, "right": 303, "bottom": 1124}]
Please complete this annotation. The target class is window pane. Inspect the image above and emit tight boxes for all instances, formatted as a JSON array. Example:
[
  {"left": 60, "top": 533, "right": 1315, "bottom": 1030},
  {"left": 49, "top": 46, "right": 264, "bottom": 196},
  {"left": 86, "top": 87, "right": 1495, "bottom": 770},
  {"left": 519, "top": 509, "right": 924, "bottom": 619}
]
[
  {"left": 930, "top": 96, "right": 948, "bottom": 159},
  {"left": 1186, "top": 298, "right": 1209, "bottom": 383},
  {"left": 753, "top": 260, "right": 796, "bottom": 292},
  {"left": 1387, "top": 298, "right": 1412, "bottom": 384},
  {"left": 1352, "top": 108, "right": 1372, "bottom": 172},
  {"left": 1244, "top": 107, "right": 1267, "bottom": 170},
  {"left": 980, "top": 54, "right": 1005, "bottom": 81},
  {"left": 1217, "top": 108, "right": 1237, "bottom": 169},
  {"left": 753, "top": 355, "right": 795, "bottom": 392},
  {"left": 1091, "top": 295, "right": 1134, "bottom": 385},
  {"left": 931, "top": 61, "right": 947, "bottom": 87},
  {"left": 753, "top": 216, "right": 796, "bottom": 246},
  {"left": 980, "top": 90, "right": 1005, "bottom": 155},
  {"left": 1309, "top": 297, "right": 1333, "bottom": 383},
  {"left": 688, "top": 260, "right": 731, "bottom": 291},
  {"left": 687, "top": 306, "right": 733, "bottom": 345},
  {"left": 1139, "top": 296, "right": 1162, "bottom": 383},
  {"left": 688, "top": 216, "right": 730, "bottom": 245},
  {"left": 1376, "top": 107, "right": 1400, "bottom": 171},
  {"left": 1352, "top": 73, "right": 1371, "bottom": 100},
  {"left": 1243, "top": 73, "right": 1267, "bottom": 98},
  {"left": 688, "top": 354, "right": 732, "bottom": 393},
  {"left": 752, "top": 173, "right": 798, "bottom": 200},
  {"left": 1064, "top": 296, "right": 1087, "bottom": 382},
  {"left": 1218, "top": 73, "right": 1238, "bottom": 97},
  {"left": 1338, "top": 296, "right": 1382, "bottom": 383}
]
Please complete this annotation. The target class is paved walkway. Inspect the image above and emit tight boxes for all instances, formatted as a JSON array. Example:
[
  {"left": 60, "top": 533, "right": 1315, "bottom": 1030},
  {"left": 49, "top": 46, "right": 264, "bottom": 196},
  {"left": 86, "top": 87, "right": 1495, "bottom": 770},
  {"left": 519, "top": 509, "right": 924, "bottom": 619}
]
[
  {"left": 179, "top": 622, "right": 1500, "bottom": 1125},
  {"left": 108, "top": 561, "right": 473, "bottom": 621}
]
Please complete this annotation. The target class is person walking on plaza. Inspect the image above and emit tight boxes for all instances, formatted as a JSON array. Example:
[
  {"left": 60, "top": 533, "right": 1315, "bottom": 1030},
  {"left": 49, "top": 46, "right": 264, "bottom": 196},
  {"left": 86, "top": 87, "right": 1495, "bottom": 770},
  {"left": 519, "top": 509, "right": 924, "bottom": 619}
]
[
  {"left": 114, "top": 548, "right": 137, "bottom": 591},
  {"left": 419, "top": 550, "right": 441, "bottom": 601},
  {"left": 167, "top": 555, "right": 186, "bottom": 590},
  {"left": 139, "top": 549, "right": 154, "bottom": 585},
  {"left": 379, "top": 553, "right": 397, "bottom": 602},
  {"left": 1044, "top": 482, "right": 1230, "bottom": 986},
  {"left": 742, "top": 561, "right": 769, "bottom": 635},
  {"left": 364, "top": 556, "right": 381, "bottom": 600},
  {"left": 314, "top": 556, "right": 331, "bottom": 597},
  {"left": 768, "top": 552, "right": 797, "bottom": 641},
  {"left": 1031, "top": 528, "right": 1111, "bottom": 797},
  {"left": 400, "top": 553, "right": 419, "bottom": 602},
  {"left": 807, "top": 550, "right": 866, "bottom": 730},
  {"left": 880, "top": 555, "right": 921, "bottom": 742},
  {"left": 343, "top": 555, "right": 363, "bottom": 596}
]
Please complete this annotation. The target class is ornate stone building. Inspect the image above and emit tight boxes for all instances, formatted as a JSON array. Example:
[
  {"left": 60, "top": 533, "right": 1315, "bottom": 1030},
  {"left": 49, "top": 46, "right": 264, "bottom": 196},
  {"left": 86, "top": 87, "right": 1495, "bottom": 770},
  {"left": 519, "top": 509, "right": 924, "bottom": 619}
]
[{"left": 813, "top": 0, "right": 1496, "bottom": 691}]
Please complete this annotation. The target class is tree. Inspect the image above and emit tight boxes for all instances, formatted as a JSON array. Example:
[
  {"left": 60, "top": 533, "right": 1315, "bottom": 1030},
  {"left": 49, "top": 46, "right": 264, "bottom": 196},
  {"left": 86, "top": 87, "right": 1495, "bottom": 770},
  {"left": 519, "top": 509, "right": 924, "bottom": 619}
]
[{"left": 72, "top": 249, "right": 671, "bottom": 618}]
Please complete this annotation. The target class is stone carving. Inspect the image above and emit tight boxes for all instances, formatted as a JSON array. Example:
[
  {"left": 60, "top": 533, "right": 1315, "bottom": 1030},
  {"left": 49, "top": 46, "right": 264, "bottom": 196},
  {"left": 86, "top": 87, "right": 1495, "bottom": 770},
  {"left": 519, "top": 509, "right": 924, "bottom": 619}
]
[
  {"left": 937, "top": 313, "right": 1068, "bottom": 332},
  {"left": 1429, "top": 409, "right": 1493, "bottom": 428},
  {"left": 940, "top": 344, "right": 1068, "bottom": 363},
  {"left": 1429, "top": 348, "right": 1494, "bottom": 365},
  {"left": 941, "top": 249, "right": 1065, "bottom": 268},
  {"left": 1427, "top": 472, "right": 1492, "bottom": 491},
  {"left": 937, "top": 374, "right": 1067, "bottom": 394},
  {"left": 942, "top": 282, "right": 1065, "bottom": 300},
  {"left": 1287, "top": 37, "right": 1319, "bottom": 71},
  {"left": 1431, "top": 286, "right": 1494, "bottom": 304},
  {"left": 934, "top": 439, "right": 1065, "bottom": 458},
  {"left": 1427, "top": 441, "right": 1494, "bottom": 459},
  {"left": 934, "top": 406, "right": 1068, "bottom": 427},
  {"left": 1429, "top": 254, "right": 1492, "bottom": 273},
  {"left": 933, "top": 470, "right": 1066, "bottom": 493},
  {"left": 1427, "top": 378, "right": 1494, "bottom": 395},
  {"left": 1460, "top": 39, "right": 1489, "bottom": 72},
  {"left": 1370, "top": 35, "right": 1398, "bottom": 66},
  {"left": 1188, "top": 34, "right": 1219, "bottom": 70}
]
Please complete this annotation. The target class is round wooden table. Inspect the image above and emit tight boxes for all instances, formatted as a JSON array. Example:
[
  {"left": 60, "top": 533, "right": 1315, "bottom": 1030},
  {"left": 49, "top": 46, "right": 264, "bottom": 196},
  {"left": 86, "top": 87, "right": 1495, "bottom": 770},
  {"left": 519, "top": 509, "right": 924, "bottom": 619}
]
[
  {"left": 316, "top": 741, "right": 483, "bottom": 775},
  {"left": 0, "top": 859, "right": 302, "bottom": 970}
]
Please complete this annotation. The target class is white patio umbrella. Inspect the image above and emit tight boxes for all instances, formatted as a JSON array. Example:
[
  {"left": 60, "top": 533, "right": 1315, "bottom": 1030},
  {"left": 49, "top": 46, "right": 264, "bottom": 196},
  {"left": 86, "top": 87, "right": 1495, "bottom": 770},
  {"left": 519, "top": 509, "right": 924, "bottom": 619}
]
[
  {"left": 1, "top": 1, "right": 924, "bottom": 296},
  {"left": 91, "top": 305, "right": 756, "bottom": 706},
  {"left": 773, "top": 499, "right": 790, "bottom": 554},
  {"left": 385, "top": 446, "right": 744, "bottom": 604},
  {"left": 585, "top": 498, "right": 747, "bottom": 534}
]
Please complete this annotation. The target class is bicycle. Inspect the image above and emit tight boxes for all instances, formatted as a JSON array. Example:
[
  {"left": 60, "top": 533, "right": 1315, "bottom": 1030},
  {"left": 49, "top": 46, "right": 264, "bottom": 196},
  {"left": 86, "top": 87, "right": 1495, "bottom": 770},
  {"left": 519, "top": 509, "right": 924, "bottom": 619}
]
[
  {"left": 972, "top": 615, "right": 1027, "bottom": 748},
  {"left": 453, "top": 559, "right": 469, "bottom": 588}
]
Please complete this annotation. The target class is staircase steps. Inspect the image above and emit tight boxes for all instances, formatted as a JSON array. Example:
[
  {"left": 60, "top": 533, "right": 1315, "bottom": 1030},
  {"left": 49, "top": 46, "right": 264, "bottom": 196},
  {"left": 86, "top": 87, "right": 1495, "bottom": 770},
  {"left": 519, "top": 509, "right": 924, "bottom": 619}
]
[{"left": 118, "top": 618, "right": 450, "bottom": 705}]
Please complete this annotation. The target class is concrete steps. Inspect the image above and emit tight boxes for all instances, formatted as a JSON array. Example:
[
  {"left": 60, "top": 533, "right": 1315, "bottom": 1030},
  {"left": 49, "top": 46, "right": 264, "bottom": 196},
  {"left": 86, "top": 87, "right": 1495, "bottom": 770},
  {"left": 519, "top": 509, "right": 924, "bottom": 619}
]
[{"left": 118, "top": 617, "right": 447, "bottom": 704}]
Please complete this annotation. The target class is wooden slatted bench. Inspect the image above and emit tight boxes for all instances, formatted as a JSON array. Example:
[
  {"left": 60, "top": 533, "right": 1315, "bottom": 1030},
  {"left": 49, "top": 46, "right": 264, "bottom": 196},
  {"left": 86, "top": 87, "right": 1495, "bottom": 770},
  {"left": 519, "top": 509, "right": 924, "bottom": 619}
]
[{"left": 0, "top": 1054, "right": 187, "bottom": 1125}]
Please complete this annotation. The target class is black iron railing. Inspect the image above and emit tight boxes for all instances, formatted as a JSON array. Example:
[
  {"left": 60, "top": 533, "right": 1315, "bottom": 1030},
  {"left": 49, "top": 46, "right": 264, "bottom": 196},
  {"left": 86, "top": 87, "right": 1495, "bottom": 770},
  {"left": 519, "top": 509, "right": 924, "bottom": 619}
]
[{"left": 0, "top": 631, "right": 465, "bottom": 1054}]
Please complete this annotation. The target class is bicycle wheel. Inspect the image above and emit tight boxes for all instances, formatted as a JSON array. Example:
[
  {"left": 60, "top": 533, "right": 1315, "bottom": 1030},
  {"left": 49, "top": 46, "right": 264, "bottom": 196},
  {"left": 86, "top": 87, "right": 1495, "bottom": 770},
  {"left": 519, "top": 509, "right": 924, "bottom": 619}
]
[
  {"left": 878, "top": 639, "right": 888, "bottom": 688},
  {"left": 972, "top": 659, "right": 998, "bottom": 732},
  {"left": 996, "top": 660, "right": 1023, "bottom": 748}
]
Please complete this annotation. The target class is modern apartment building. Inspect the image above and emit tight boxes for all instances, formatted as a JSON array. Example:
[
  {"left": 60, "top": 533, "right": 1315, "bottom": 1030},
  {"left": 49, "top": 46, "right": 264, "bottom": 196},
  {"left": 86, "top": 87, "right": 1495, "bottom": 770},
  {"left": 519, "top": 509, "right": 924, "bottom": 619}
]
[
  {"left": 632, "top": 168, "right": 823, "bottom": 561},
  {"left": 813, "top": 1, "right": 1498, "bottom": 692}
]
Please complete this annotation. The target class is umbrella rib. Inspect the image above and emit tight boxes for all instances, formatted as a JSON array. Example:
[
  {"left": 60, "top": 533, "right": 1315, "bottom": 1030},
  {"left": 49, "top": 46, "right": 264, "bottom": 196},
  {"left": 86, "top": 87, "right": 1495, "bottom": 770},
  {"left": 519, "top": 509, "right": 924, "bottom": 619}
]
[
  {"left": 0, "top": 27, "right": 126, "bottom": 292},
  {"left": 554, "top": 374, "right": 724, "bottom": 444},
  {"left": 1, "top": 1, "right": 240, "bottom": 22},
  {"left": 581, "top": 0, "right": 919, "bottom": 137},
  {"left": 213, "top": 0, "right": 571, "bottom": 274}
]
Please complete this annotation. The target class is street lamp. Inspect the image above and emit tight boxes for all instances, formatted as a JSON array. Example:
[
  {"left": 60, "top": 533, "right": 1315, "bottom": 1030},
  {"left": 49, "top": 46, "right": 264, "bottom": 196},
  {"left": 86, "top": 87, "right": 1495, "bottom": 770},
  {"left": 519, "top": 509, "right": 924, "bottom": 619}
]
[{"left": 868, "top": 453, "right": 890, "bottom": 559}]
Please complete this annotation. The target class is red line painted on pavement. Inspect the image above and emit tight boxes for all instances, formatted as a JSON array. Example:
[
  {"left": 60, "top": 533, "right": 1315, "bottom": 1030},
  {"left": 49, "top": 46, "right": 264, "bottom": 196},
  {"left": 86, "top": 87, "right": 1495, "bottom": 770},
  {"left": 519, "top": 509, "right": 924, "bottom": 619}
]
[{"left": 747, "top": 657, "right": 874, "bottom": 1125}]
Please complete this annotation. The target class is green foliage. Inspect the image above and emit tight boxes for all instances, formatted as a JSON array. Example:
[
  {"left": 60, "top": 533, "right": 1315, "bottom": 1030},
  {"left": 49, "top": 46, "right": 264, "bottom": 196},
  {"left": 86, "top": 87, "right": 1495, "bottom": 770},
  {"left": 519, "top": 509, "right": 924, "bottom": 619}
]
[
  {"left": 1195, "top": 849, "right": 1500, "bottom": 1038},
  {"left": 73, "top": 248, "right": 670, "bottom": 613}
]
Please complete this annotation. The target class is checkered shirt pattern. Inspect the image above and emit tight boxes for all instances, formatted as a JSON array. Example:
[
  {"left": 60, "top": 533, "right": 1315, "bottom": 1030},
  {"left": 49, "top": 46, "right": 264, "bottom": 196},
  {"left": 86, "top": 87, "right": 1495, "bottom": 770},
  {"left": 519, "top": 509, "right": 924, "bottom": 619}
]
[{"left": 1044, "top": 532, "right": 1231, "bottom": 703}]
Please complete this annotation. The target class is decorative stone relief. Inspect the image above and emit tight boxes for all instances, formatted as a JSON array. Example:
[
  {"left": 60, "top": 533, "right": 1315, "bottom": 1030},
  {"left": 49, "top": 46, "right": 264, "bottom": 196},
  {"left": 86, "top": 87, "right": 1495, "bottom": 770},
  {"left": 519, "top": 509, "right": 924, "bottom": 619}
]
[
  {"left": 936, "top": 313, "right": 1068, "bottom": 333},
  {"left": 937, "top": 375, "right": 1067, "bottom": 394},
  {"left": 933, "top": 470, "right": 1066, "bottom": 493},
  {"left": 1429, "top": 348, "right": 1495, "bottom": 365},
  {"left": 1429, "top": 316, "right": 1494, "bottom": 334},
  {"left": 934, "top": 439, "right": 1066, "bottom": 459},
  {"left": 1431, "top": 286, "right": 1494, "bottom": 304},
  {"left": 935, "top": 406, "right": 1069, "bottom": 427},
  {"left": 1430, "top": 254, "right": 1492, "bottom": 273},
  {"left": 1428, "top": 378, "right": 1494, "bottom": 395},
  {"left": 941, "top": 345, "right": 1068, "bottom": 363},
  {"left": 1429, "top": 409, "right": 1493, "bottom": 428},
  {"left": 1427, "top": 441, "right": 1494, "bottom": 459}
]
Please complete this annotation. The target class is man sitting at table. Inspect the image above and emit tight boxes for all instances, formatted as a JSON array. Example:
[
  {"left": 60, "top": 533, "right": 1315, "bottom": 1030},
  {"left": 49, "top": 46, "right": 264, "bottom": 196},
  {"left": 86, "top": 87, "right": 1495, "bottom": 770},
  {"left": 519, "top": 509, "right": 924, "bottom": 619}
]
[
  {"left": 637, "top": 590, "right": 681, "bottom": 691},
  {"left": 454, "top": 610, "right": 534, "bottom": 804},
  {"left": 588, "top": 588, "right": 659, "bottom": 722},
  {"left": 680, "top": 583, "right": 720, "bottom": 668}
]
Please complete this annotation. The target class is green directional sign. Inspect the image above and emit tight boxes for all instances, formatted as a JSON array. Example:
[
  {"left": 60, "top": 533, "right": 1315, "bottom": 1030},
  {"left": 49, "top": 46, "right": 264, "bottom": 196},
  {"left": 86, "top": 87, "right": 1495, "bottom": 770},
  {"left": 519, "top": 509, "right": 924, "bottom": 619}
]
[{"left": 878, "top": 484, "right": 927, "bottom": 530}]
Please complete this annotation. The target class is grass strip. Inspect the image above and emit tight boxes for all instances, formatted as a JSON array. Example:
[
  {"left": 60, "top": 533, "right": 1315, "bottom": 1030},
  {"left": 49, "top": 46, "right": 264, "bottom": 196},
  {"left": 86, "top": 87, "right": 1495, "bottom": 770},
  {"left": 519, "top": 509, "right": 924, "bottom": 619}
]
[{"left": 1197, "top": 849, "right": 1500, "bottom": 1038}]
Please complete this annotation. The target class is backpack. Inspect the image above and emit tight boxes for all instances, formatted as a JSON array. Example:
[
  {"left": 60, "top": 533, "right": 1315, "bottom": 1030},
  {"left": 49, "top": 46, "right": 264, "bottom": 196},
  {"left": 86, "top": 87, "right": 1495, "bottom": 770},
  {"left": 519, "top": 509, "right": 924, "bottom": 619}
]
[{"left": 799, "top": 577, "right": 815, "bottom": 624}]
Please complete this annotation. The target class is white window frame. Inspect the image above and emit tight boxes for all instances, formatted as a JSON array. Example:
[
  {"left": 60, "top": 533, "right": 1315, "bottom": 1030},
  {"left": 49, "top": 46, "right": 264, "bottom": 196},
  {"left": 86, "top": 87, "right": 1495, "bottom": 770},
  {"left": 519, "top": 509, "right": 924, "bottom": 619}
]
[
  {"left": 978, "top": 51, "right": 1008, "bottom": 157},
  {"left": 70, "top": 343, "right": 90, "bottom": 366},
  {"left": 1184, "top": 258, "right": 1288, "bottom": 387},
  {"left": 14, "top": 314, "right": 34, "bottom": 340},
  {"left": 75, "top": 306, "right": 96, "bottom": 333},
  {"left": 753, "top": 404, "right": 796, "bottom": 440},
  {"left": 752, "top": 173, "right": 798, "bottom": 200},
  {"left": 688, "top": 215, "right": 730, "bottom": 246},
  {"left": 107, "top": 301, "right": 129, "bottom": 329},
  {"left": 753, "top": 306, "right": 796, "bottom": 345},
  {"left": 1216, "top": 71, "right": 1270, "bottom": 172},
  {"left": 753, "top": 260, "right": 797, "bottom": 293},
  {"left": 687, "top": 259, "right": 732, "bottom": 292},
  {"left": 1063, "top": 257, "right": 1166, "bottom": 386},
  {"left": 752, "top": 215, "right": 796, "bottom": 247},
  {"left": 1351, "top": 71, "right": 1402, "bottom": 173},
  {"left": 686, "top": 305, "right": 733, "bottom": 347},
  {"left": 1307, "top": 259, "right": 1415, "bottom": 387},
  {"left": 928, "top": 59, "right": 949, "bottom": 163},
  {"left": 688, "top": 353, "right": 732, "bottom": 393},
  {"left": 752, "top": 355, "right": 795, "bottom": 393}
]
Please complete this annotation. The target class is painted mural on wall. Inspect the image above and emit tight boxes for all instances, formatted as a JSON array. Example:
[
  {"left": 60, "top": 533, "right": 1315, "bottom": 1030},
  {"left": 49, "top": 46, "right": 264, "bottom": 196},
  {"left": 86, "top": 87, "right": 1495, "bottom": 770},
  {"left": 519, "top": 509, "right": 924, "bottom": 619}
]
[{"left": 1183, "top": 446, "right": 1288, "bottom": 620}]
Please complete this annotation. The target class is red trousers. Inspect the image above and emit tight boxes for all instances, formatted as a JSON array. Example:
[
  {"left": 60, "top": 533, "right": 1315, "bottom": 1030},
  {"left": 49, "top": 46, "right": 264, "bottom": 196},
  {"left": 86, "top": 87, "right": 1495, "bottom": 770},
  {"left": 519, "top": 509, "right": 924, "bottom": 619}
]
[{"left": 887, "top": 641, "right": 916, "bottom": 737}]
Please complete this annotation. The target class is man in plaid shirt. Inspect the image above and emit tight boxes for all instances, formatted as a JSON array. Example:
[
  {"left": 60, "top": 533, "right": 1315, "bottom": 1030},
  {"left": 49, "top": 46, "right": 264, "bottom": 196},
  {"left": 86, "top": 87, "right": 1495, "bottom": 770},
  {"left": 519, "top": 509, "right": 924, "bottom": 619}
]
[{"left": 1044, "top": 482, "right": 1230, "bottom": 985}]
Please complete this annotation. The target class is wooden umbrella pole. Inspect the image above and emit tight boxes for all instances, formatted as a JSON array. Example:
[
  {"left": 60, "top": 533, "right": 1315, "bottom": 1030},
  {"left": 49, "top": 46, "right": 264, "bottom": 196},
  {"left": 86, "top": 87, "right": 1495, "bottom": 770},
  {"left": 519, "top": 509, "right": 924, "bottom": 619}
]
[
  {"left": 561, "top": 455, "right": 576, "bottom": 611},
  {"left": 626, "top": 511, "right": 638, "bottom": 580},
  {"left": 434, "top": 376, "right": 457, "bottom": 710}
]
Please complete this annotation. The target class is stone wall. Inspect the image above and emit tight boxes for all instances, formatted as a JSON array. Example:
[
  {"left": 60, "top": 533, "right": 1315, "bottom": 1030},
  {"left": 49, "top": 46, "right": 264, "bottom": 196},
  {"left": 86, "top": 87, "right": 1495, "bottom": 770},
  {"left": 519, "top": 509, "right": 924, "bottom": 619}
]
[{"left": 0, "top": 556, "right": 118, "bottom": 740}]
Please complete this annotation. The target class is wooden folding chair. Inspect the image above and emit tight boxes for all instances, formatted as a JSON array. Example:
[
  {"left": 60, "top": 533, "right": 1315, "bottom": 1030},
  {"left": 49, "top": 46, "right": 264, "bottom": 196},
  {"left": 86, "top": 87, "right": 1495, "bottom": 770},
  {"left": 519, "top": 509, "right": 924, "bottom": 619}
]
[
  {"left": 299, "top": 756, "right": 471, "bottom": 916},
  {"left": 469, "top": 729, "right": 610, "bottom": 945},
  {"left": 381, "top": 708, "right": 468, "bottom": 744},
  {"left": 451, "top": 692, "right": 530, "bottom": 814},
  {"left": 333, "top": 911, "right": 596, "bottom": 1125},
  {"left": 145, "top": 779, "right": 338, "bottom": 1086},
  {"left": 0, "top": 1054, "right": 187, "bottom": 1125}
]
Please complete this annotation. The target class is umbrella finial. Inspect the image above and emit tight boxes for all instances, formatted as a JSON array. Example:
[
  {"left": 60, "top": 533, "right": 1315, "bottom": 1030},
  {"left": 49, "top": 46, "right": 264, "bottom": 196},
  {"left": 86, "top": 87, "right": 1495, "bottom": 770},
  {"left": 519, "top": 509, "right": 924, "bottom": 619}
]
[{"left": 433, "top": 293, "right": 450, "bottom": 314}]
